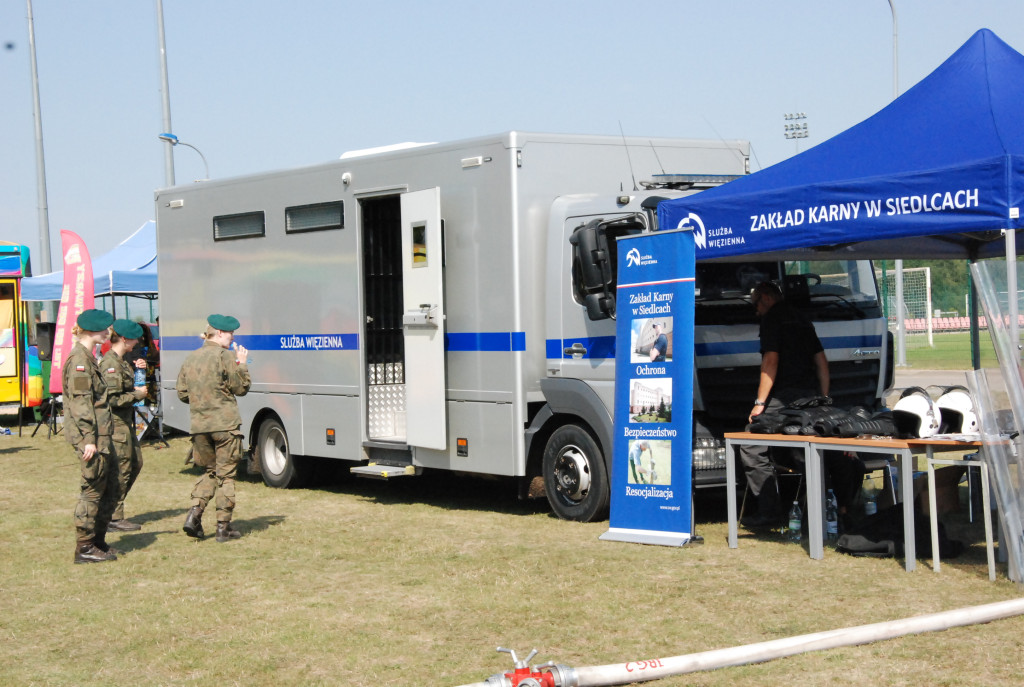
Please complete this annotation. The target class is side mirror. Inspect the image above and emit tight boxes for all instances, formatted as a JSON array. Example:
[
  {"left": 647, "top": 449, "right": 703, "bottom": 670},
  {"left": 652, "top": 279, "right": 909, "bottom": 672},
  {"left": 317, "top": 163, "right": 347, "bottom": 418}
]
[
  {"left": 570, "top": 219, "right": 609, "bottom": 291},
  {"left": 572, "top": 219, "right": 615, "bottom": 321},
  {"left": 584, "top": 293, "right": 614, "bottom": 321}
]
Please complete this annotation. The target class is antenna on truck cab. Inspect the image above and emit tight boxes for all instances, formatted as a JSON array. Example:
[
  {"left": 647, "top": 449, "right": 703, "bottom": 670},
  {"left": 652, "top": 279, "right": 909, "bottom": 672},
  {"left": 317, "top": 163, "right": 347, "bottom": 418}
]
[
  {"left": 618, "top": 121, "right": 638, "bottom": 191},
  {"left": 649, "top": 140, "right": 666, "bottom": 175}
]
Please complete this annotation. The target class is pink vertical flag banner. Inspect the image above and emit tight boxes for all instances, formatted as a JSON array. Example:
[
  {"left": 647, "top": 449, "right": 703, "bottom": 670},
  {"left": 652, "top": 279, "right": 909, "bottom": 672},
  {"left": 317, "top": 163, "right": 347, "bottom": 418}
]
[{"left": 49, "top": 231, "right": 95, "bottom": 394}]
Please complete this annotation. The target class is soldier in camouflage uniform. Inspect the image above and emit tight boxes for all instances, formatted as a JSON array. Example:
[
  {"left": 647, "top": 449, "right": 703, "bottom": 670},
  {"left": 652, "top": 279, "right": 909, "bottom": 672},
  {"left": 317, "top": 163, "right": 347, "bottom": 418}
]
[
  {"left": 178, "top": 314, "right": 251, "bottom": 542},
  {"left": 65, "top": 309, "right": 119, "bottom": 564},
  {"left": 100, "top": 319, "right": 149, "bottom": 531}
]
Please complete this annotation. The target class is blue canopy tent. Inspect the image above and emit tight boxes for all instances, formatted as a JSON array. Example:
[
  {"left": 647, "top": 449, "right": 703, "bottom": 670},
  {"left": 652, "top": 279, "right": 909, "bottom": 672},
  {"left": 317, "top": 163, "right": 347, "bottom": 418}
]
[
  {"left": 659, "top": 29, "right": 1024, "bottom": 262},
  {"left": 20, "top": 220, "right": 157, "bottom": 301}
]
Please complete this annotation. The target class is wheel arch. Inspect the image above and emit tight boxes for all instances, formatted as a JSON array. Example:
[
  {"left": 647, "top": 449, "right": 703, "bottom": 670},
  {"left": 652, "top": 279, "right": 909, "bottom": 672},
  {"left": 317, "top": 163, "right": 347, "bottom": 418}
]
[
  {"left": 527, "top": 378, "right": 614, "bottom": 479},
  {"left": 246, "top": 407, "right": 285, "bottom": 473}
]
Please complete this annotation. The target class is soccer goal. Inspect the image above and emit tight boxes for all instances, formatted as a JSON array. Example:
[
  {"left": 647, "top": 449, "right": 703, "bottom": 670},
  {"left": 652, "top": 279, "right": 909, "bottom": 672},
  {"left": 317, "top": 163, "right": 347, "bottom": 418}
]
[{"left": 876, "top": 266, "right": 933, "bottom": 346}]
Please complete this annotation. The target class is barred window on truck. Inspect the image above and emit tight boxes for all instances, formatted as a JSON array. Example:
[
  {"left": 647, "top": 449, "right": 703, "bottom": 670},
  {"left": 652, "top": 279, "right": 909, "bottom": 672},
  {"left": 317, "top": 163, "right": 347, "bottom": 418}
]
[
  {"left": 285, "top": 201, "right": 344, "bottom": 234},
  {"left": 213, "top": 211, "right": 265, "bottom": 241}
]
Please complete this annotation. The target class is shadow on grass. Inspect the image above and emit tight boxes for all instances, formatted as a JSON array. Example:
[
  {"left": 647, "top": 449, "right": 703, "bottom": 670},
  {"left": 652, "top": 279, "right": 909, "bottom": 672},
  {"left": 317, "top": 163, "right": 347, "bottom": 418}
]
[
  {"left": 133, "top": 508, "right": 189, "bottom": 524},
  {"left": 182, "top": 452, "right": 740, "bottom": 522},
  {"left": 179, "top": 464, "right": 205, "bottom": 477},
  {"left": 0, "top": 444, "right": 37, "bottom": 455},
  {"left": 176, "top": 451, "right": 518, "bottom": 515},
  {"left": 234, "top": 456, "right": 740, "bottom": 522},
  {"left": 113, "top": 529, "right": 177, "bottom": 553},
  {"left": 237, "top": 514, "right": 287, "bottom": 535},
  {"left": 115, "top": 515, "right": 287, "bottom": 551},
  {"left": 309, "top": 461, "right": 550, "bottom": 518},
  {"left": 693, "top": 488, "right": 730, "bottom": 524}
]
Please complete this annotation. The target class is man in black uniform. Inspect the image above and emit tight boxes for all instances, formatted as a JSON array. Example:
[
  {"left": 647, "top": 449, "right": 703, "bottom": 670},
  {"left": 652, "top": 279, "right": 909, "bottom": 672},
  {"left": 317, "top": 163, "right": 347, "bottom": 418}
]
[
  {"left": 740, "top": 281, "right": 829, "bottom": 526},
  {"left": 648, "top": 322, "right": 668, "bottom": 362}
]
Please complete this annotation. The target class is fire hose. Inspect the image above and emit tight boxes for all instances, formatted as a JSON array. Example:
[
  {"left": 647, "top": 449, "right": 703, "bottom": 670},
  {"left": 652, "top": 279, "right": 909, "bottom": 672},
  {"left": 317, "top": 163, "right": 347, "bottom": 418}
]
[{"left": 455, "top": 597, "right": 1024, "bottom": 687}]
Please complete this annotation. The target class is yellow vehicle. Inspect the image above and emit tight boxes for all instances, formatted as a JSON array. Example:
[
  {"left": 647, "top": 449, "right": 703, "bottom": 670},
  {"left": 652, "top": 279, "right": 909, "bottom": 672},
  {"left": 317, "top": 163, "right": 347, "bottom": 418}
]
[{"left": 0, "top": 244, "right": 42, "bottom": 415}]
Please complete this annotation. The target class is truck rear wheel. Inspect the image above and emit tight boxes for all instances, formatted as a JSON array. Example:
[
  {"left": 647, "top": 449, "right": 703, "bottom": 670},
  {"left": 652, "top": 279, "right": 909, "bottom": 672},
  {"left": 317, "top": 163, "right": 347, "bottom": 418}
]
[
  {"left": 542, "top": 424, "right": 609, "bottom": 522},
  {"left": 256, "top": 417, "right": 307, "bottom": 488}
]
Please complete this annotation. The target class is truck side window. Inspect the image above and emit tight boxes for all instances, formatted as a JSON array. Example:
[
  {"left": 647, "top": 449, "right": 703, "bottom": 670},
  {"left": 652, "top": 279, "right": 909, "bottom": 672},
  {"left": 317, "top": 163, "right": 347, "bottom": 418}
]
[
  {"left": 285, "top": 201, "right": 344, "bottom": 234},
  {"left": 213, "top": 211, "right": 266, "bottom": 241}
]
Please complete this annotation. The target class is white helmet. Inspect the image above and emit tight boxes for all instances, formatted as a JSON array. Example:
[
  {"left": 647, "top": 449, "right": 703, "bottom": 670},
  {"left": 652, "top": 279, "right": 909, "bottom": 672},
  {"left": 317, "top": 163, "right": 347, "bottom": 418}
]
[
  {"left": 892, "top": 387, "right": 940, "bottom": 438},
  {"left": 936, "top": 386, "right": 979, "bottom": 434}
]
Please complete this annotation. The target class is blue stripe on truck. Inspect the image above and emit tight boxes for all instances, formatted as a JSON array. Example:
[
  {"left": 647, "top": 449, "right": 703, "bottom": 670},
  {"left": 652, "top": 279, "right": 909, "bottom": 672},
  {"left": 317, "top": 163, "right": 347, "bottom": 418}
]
[
  {"left": 543, "top": 334, "right": 885, "bottom": 360},
  {"left": 162, "top": 332, "right": 527, "bottom": 353},
  {"left": 694, "top": 334, "right": 884, "bottom": 357}
]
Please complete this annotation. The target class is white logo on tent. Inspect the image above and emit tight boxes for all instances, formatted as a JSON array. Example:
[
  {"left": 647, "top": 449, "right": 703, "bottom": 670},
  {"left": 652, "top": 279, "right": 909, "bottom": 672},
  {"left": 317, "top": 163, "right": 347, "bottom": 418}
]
[{"left": 676, "top": 212, "right": 706, "bottom": 250}]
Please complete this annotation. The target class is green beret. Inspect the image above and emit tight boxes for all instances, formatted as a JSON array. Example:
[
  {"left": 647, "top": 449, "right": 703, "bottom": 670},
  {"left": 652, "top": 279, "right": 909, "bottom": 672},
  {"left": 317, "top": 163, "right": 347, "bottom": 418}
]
[
  {"left": 207, "top": 314, "right": 240, "bottom": 332},
  {"left": 76, "top": 309, "right": 114, "bottom": 332},
  {"left": 112, "top": 319, "right": 143, "bottom": 339}
]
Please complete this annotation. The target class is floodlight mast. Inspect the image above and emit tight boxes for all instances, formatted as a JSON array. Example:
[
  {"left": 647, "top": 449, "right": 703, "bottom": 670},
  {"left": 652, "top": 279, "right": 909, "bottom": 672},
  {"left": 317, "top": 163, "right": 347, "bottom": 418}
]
[{"left": 782, "top": 113, "right": 808, "bottom": 155}]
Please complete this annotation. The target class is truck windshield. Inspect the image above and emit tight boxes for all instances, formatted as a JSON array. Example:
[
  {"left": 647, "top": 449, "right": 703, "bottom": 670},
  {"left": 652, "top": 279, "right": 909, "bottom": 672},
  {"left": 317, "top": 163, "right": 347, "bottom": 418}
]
[
  {"left": 784, "top": 259, "right": 879, "bottom": 305},
  {"left": 695, "top": 259, "right": 878, "bottom": 305}
]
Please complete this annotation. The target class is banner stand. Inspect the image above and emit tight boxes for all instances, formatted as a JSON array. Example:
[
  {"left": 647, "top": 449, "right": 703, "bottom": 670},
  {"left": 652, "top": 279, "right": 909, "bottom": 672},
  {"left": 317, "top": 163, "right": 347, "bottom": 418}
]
[
  {"left": 599, "top": 528, "right": 692, "bottom": 547},
  {"left": 601, "top": 229, "right": 695, "bottom": 547}
]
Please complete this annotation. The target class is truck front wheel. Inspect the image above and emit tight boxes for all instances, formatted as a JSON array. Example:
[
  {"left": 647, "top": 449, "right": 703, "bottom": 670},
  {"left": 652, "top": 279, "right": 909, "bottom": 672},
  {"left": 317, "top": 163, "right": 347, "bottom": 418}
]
[
  {"left": 542, "top": 424, "right": 609, "bottom": 522},
  {"left": 256, "top": 417, "right": 307, "bottom": 488}
]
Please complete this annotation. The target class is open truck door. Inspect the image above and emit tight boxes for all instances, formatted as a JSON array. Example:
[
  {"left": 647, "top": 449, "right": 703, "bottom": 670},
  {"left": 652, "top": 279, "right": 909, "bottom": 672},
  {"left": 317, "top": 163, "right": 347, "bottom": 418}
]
[{"left": 400, "top": 188, "right": 448, "bottom": 451}]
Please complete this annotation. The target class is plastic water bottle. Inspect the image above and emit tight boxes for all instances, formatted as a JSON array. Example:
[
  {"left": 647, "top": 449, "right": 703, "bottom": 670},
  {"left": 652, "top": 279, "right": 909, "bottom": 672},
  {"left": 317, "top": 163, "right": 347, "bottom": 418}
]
[
  {"left": 863, "top": 479, "right": 878, "bottom": 516},
  {"left": 231, "top": 342, "right": 253, "bottom": 364},
  {"left": 787, "top": 500, "right": 803, "bottom": 542},
  {"left": 133, "top": 347, "right": 147, "bottom": 407},
  {"left": 826, "top": 488, "right": 839, "bottom": 541}
]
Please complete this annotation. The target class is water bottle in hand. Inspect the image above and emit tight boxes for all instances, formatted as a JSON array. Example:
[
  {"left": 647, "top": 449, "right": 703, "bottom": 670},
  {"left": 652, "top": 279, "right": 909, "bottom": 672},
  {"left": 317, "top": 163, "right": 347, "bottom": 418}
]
[
  {"left": 231, "top": 341, "right": 252, "bottom": 364},
  {"left": 133, "top": 347, "right": 148, "bottom": 407}
]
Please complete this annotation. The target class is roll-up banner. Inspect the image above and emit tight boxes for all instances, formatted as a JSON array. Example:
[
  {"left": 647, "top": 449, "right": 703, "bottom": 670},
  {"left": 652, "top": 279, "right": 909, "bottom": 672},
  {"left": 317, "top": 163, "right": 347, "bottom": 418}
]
[
  {"left": 601, "top": 229, "right": 694, "bottom": 546},
  {"left": 49, "top": 231, "right": 95, "bottom": 394}
]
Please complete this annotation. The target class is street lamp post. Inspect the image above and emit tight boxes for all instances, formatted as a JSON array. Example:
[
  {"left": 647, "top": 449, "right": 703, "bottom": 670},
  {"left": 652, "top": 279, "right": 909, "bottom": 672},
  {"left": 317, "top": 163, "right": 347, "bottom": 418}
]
[
  {"left": 26, "top": 0, "right": 51, "bottom": 273},
  {"left": 783, "top": 112, "right": 808, "bottom": 155},
  {"left": 156, "top": 0, "right": 175, "bottom": 187},
  {"left": 157, "top": 133, "right": 209, "bottom": 181}
]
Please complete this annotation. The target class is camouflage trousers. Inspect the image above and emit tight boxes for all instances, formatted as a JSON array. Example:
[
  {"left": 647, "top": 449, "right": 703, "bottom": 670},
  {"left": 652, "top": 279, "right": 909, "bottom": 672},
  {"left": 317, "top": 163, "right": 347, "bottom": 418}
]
[
  {"left": 74, "top": 449, "right": 119, "bottom": 543},
  {"left": 190, "top": 430, "right": 242, "bottom": 523},
  {"left": 111, "top": 424, "right": 143, "bottom": 521}
]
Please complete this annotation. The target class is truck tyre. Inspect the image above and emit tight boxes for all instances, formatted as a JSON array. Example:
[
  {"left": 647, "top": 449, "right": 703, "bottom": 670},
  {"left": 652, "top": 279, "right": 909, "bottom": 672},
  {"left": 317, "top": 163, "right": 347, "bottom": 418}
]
[
  {"left": 256, "top": 417, "right": 307, "bottom": 488},
  {"left": 542, "top": 424, "right": 609, "bottom": 522}
]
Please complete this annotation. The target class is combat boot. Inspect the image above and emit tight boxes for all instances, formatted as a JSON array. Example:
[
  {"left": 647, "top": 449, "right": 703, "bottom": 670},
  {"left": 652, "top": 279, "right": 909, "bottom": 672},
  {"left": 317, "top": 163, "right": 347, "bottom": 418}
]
[
  {"left": 183, "top": 506, "right": 205, "bottom": 539},
  {"left": 74, "top": 541, "right": 117, "bottom": 564},
  {"left": 215, "top": 522, "right": 242, "bottom": 543}
]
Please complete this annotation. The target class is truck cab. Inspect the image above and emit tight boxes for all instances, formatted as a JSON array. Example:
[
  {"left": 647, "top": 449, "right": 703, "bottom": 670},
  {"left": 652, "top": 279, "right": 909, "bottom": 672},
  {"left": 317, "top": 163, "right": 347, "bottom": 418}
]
[{"left": 549, "top": 193, "right": 893, "bottom": 500}]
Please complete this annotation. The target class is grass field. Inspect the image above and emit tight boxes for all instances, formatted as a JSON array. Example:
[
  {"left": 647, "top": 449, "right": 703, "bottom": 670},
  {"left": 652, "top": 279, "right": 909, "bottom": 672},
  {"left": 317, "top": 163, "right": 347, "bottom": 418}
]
[
  {"left": 903, "top": 330, "right": 999, "bottom": 370},
  {"left": 2, "top": 429, "right": 1022, "bottom": 686}
]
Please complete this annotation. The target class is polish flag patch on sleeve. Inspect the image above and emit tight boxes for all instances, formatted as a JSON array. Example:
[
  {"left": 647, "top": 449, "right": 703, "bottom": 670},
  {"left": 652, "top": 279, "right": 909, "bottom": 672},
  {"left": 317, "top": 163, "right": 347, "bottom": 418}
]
[
  {"left": 75, "top": 365, "right": 86, "bottom": 372},
  {"left": 106, "top": 368, "right": 116, "bottom": 373}
]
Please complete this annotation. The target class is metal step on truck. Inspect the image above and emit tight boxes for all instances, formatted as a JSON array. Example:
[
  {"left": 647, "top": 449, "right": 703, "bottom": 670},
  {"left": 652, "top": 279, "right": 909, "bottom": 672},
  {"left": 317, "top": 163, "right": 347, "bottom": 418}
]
[{"left": 155, "top": 130, "right": 892, "bottom": 522}]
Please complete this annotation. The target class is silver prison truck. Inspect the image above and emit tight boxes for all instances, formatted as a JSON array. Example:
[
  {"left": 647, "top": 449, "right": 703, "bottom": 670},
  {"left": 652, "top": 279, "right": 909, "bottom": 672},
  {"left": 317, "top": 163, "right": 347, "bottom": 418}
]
[{"left": 155, "top": 131, "right": 892, "bottom": 522}]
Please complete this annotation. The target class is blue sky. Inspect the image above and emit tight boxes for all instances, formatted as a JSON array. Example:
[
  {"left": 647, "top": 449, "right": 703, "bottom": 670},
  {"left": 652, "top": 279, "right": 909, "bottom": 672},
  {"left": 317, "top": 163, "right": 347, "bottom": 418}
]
[{"left": 3, "top": 1, "right": 1024, "bottom": 270}]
